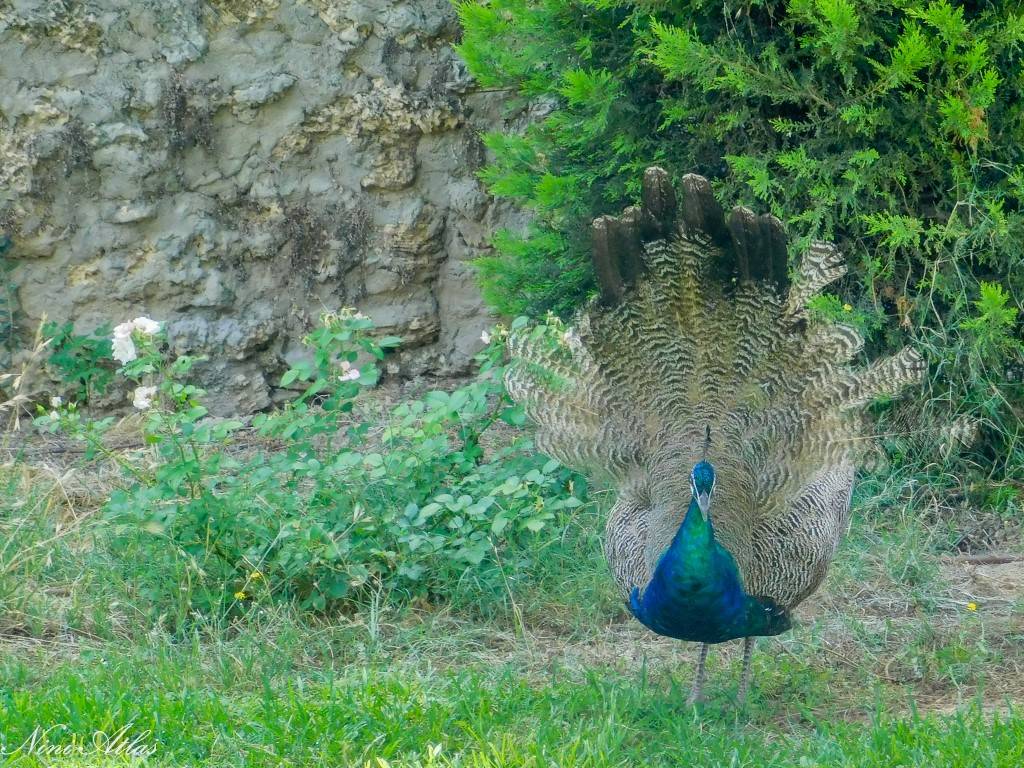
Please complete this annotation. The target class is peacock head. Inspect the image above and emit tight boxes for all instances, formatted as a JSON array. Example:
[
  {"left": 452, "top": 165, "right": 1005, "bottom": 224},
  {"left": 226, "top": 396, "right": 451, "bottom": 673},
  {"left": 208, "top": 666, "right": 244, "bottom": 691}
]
[{"left": 690, "top": 460, "right": 716, "bottom": 518}]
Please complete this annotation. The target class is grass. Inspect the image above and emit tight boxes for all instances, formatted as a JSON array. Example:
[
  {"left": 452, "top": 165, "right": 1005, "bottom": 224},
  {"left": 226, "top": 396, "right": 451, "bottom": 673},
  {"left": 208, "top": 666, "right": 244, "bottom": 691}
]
[
  {"left": 2, "top": 452, "right": 1023, "bottom": 767},
  {"left": 3, "top": 624, "right": 1023, "bottom": 767},
  {"left": 3, "top": 637, "right": 1024, "bottom": 767}
]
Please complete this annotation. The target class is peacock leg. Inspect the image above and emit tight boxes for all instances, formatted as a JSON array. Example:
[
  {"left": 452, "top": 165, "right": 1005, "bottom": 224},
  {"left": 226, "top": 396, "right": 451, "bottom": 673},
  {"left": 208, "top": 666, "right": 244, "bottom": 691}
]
[
  {"left": 685, "top": 643, "right": 709, "bottom": 705},
  {"left": 737, "top": 636, "right": 755, "bottom": 704}
]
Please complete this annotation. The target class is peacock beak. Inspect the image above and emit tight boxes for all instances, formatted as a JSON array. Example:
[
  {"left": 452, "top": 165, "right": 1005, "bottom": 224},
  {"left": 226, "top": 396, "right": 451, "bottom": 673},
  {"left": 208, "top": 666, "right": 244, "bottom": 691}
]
[{"left": 696, "top": 491, "right": 711, "bottom": 517}]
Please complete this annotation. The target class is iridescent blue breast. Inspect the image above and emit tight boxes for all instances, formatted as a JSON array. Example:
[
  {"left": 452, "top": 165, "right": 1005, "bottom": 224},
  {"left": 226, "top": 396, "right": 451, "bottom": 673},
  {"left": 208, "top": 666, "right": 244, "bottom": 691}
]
[{"left": 628, "top": 495, "right": 791, "bottom": 643}]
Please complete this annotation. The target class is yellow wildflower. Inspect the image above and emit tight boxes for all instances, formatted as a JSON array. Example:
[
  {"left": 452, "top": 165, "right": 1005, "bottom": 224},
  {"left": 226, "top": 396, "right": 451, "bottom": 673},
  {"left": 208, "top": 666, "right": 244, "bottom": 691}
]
[
  {"left": 234, "top": 590, "right": 247, "bottom": 601},
  {"left": 966, "top": 602, "right": 977, "bottom": 612},
  {"left": 843, "top": 303, "right": 853, "bottom": 312},
  {"left": 250, "top": 570, "right": 263, "bottom": 581}
]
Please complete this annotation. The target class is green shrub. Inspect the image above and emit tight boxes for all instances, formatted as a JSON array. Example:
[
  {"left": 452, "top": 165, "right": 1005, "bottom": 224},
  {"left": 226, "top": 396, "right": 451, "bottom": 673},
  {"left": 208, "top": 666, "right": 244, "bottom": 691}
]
[
  {"left": 35, "top": 312, "right": 585, "bottom": 618},
  {"left": 42, "top": 320, "right": 115, "bottom": 403},
  {"left": 457, "top": 0, "right": 1024, "bottom": 494}
]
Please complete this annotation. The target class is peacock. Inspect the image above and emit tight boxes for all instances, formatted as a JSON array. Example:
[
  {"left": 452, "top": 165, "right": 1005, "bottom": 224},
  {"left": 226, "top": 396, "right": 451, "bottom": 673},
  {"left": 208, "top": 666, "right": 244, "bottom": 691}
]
[{"left": 505, "top": 168, "right": 924, "bottom": 704}]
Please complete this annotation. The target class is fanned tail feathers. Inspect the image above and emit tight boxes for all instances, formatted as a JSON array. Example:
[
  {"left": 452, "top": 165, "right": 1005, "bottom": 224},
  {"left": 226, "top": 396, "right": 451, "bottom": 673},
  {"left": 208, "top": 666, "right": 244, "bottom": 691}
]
[{"left": 505, "top": 168, "right": 924, "bottom": 603}]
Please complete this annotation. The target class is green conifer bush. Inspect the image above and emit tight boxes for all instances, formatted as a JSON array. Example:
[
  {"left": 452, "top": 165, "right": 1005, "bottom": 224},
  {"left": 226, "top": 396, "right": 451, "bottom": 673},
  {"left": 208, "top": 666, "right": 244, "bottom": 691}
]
[{"left": 457, "top": 0, "right": 1024, "bottom": 503}]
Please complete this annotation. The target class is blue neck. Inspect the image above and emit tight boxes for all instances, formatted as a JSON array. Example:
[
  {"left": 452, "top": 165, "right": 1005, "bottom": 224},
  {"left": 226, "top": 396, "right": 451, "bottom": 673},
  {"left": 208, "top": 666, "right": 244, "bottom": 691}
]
[{"left": 628, "top": 496, "right": 791, "bottom": 643}]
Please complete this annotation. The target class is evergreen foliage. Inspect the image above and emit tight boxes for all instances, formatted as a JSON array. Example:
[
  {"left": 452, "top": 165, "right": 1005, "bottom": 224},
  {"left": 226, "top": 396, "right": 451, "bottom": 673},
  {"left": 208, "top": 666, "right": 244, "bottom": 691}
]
[{"left": 457, "top": 0, "right": 1024, "bottom": 497}]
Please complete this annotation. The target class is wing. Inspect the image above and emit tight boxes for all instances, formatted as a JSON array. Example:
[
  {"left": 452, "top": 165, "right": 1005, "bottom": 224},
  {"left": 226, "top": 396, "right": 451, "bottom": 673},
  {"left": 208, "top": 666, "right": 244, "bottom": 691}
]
[
  {"left": 745, "top": 465, "right": 854, "bottom": 608},
  {"left": 603, "top": 490, "right": 651, "bottom": 598}
]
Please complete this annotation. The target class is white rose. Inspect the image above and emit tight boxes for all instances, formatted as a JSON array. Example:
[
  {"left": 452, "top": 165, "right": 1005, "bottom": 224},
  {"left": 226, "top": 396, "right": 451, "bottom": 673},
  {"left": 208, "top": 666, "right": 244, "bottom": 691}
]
[
  {"left": 113, "top": 321, "right": 135, "bottom": 339},
  {"left": 131, "top": 316, "right": 161, "bottom": 336},
  {"left": 132, "top": 385, "right": 158, "bottom": 410},
  {"left": 111, "top": 334, "right": 137, "bottom": 363}
]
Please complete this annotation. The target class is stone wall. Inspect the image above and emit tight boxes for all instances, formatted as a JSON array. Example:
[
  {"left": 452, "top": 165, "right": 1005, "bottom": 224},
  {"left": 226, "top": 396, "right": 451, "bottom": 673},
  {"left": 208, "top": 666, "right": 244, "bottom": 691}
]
[{"left": 0, "top": 0, "right": 515, "bottom": 413}]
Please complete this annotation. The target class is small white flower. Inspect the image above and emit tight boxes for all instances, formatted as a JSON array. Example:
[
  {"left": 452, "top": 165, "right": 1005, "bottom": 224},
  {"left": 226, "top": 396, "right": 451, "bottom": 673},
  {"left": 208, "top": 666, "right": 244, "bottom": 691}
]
[
  {"left": 131, "top": 316, "right": 161, "bottom": 336},
  {"left": 480, "top": 330, "right": 491, "bottom": 344},
  {"left": 50, "top": 396, "right": 63, "bottom": 408},
  {"left": 113, "top": 321, "right": 135, "bottom": 339},
  {"left": 111, "top": 334, "right": 137, "bottom": 363},
  {"left": 132, "top": 385, "right": 158, "bottom": 410},
  {"left": 112, "top": 320, "right": 141, "bottom": 363},
  {"left": 338, "top": 360, "right": 361, "bottom": 381}
]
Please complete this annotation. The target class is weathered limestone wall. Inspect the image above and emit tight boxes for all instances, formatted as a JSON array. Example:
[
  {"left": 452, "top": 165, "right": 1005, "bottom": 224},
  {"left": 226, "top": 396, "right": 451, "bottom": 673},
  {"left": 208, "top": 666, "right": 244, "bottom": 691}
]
[{"left": 0, "top": 0, "right": 513, "bottom": 413}]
